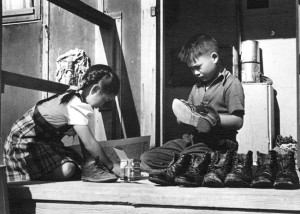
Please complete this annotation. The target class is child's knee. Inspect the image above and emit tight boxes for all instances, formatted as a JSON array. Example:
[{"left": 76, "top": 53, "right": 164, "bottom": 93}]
[{"left": 61, "top": 162, "right": 76, "bottom": 178}]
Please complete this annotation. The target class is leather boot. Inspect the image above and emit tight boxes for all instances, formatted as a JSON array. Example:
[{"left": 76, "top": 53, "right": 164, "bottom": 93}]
[
  {"left": 148, "top": 154, "right": 192, "bottom": 186},
  {"left": 81, "top": 156, "right": 118, "bottom": 183},
  {"left": 174, "top": 152, "right": 211, "bottom": 187},
  {"left": 274, "top": 150, "right": 299, "bottom": 189},
  {"left": 250, "top": 150, "right": 280, "bottom": 188},
  {"left": 202, "top": 149, "right": 236, "bottom": 187},
  {"left": 224, "top": 150, "right": 253, "bottom": 187}
]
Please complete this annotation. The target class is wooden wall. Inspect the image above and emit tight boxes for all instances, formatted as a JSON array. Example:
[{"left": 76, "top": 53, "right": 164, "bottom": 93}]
[
  {"left": 1, "top": 22, "right": 43, "bottom": 163},
  {"left": 1, "top": 0, "right": 99, "bottom": 160},
  {"left": 104, "top": 0, "right": 142, "bottom": 139}
]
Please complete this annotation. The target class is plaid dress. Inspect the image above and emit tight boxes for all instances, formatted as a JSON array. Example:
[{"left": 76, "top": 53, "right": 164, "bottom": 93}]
[{"left": 3, "top": 97, "right": 83, "bottom": 182}]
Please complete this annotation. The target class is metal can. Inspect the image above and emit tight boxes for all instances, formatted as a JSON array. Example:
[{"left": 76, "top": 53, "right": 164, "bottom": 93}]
[
  {"left": 241, "top": 40, "right": 260, "bottom": 63},
  {"left": 241, "top": 62, "right": 261, "bottom": 83},
  {"left": 131, "top": 159, "right": 142, "bottom": 181}
]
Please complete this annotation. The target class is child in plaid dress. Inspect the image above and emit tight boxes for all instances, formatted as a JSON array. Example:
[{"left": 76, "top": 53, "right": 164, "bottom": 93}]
[{"left": 3, "top": 64, "right": 120, "bottom": 182}]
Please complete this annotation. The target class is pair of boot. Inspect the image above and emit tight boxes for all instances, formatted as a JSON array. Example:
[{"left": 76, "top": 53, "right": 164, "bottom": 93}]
[
  {"left": 251, "top": 150, "right": 299, "bottom": 189},
  {"left": 148, "top": 149, "right": 236, "bottom": 187},
  {"left": 148, "top": 153, "right": 211, "bottom": 187},
  {"left": 147, "top": 150, "right": 251, "bottom": 188},
  {"left": 203, "top": 149, "right": 239, "bottom": 187},
  {"left": 205, "top": 149, "right": 299, "bottom": 189}
]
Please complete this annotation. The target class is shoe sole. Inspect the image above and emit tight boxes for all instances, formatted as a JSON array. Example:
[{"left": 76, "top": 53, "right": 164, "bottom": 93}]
[
  {"left": 273, "top": 181, "right": 299, "bottom": 189},
  {"left": 172, "top": 99, "right": 211, "bottom": 133},
  {"left": 81, "top": 177, "right": 118, "bottom": 183},
  {"left": 174, "top": 177, "right": 202, "bottom": 187},
  {"left": 148, "top": 177, "right": 175, "bottom": 186},
  {"left": 224, "top": 177, "right": 250, "bottom": 188},
  {"left": 250, "top": 181, "right": 273, "bottom": 188},
  {"left": 202, "top": 174, "right": 224, "bottom": 187}
]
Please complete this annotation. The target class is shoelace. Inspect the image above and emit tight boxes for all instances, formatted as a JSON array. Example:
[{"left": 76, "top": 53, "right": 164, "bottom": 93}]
[
  {"left": 256, "top": 164, "right": 273, "bottom": 175},
  {"left": 180, "top": 99, "right": 209, "bottom": 115},
  {"left": 94, "top": 159, "right": 110, "bottom": 173}
]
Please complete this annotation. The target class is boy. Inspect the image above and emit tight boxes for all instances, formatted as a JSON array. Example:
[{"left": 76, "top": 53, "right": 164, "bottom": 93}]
[{"left": 141, "top": 33, "right": 245, "bottom": 186}]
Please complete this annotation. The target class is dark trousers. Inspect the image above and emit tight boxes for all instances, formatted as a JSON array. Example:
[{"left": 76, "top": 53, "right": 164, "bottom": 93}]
[{"left": 140, "top": 134, "right": 238, "bottom": 172}]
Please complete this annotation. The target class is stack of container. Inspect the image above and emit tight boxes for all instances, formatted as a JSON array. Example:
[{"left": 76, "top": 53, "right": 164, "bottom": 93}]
[{"left": 241, "top": 40, "right": 261, "bottom": 82}]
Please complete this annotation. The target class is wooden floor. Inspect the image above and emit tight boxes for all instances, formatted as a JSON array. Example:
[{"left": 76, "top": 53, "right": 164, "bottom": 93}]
[{"left": 7, "top": 175, "right": 300, "bottom": 214}]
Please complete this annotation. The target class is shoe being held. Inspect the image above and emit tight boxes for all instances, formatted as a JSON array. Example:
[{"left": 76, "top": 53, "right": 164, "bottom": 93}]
[
  {"left": 224, "top": 150, "right": 253, "bottom": 188},
  {"left": 148, "top": 153, "right": 192, "bottom": 186},
  {"left": 81, "top": 157, "right": 118, "bottom": 183},
  {"left": 174, "top": 152, "right": 211, "bottom": 187},
  {"left": 172, "top": 99, "right": 220, "bottom": 133}
]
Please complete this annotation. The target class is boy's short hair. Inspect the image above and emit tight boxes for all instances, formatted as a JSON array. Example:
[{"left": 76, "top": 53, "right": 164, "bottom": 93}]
[{"left": 178, "top": 33, "right": 219, "bottom": 64}]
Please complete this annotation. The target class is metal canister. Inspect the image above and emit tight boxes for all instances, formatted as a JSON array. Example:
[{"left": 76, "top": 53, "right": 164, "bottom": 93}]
[
  {"left": 241, "top": 40, "right": 260, "bottom": 63},
  {"left": 131, "top": 159, "right": 142, "bottom": 181},
  {"left": 241, "top": 62, "right": 260, "bottom": 83}
]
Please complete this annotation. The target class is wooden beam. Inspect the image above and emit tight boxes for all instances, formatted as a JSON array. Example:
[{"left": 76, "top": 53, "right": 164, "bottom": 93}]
[
  {"left": 46, "top": 0, "right": 114, "bottom": 28},
  {"left": 1, "top": 70, "right": 69, "bottom": 94}
]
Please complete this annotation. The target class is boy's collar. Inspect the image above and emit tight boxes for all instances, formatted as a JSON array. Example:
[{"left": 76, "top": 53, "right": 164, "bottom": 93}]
[{"left": 196, "top": 68, "right": 230, "bottom": 87}]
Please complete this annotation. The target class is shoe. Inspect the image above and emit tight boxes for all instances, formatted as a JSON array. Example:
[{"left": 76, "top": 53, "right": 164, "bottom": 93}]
[
  {"left": 273, "top": 150, "right": 300, "bottom": 189},
  {"left": 202, "top": 149, "right": 236, "bottom": 187},
  {"left": 224, "top": 150, "right": 253, "bottom": 187},
  {"left": 174, "top": 153, "right": 211, "bottom": 187},
  {"left": 81, "top": 157, "right": 118, "bottom": 183},
  {"left": 172, "top": 99, "right": 220, "bottom": 133},
  {"left": 148, "top": 154, "right": 192, "bottom": 186},
  {"left": 250, "top": 150, "right": 280, "bottom": 188}
]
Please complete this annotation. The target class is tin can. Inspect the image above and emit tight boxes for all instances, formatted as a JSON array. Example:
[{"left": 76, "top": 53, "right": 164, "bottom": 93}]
[
  {"left": 241, "top": 40, "right": 260, "bottom": 63},
  {"left": 131, "top": 159, "right": 142, "bottom": 181},
  {"left": 241, "top": 62, "right": 260, "bottom": 83}
]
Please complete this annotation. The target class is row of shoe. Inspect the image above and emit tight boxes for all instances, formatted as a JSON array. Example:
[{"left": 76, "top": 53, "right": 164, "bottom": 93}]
[{"left": 148, "top": 149, "right": 300, "bottom": 189}]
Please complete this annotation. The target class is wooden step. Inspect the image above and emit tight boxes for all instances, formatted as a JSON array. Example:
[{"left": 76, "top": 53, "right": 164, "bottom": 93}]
[{"left": 7, "top": 178, "right": 300, "bottom": 214}]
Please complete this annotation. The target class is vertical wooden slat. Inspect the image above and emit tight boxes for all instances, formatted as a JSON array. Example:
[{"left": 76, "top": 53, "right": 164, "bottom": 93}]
[
  {"left": 0, "top": 166, "right": 10, "bottom": 214},
  {"left": 42, "top": 0, "right": 50, "bottom": 99},
  {"left": 296, "top": 0, "right": 300, "bottom": 170},
  {"left": 0, "top": 1, "right": 10, "bottom": 213},
  {"left": 0, "top": 0, "right": 3, "bottom": 159},
  {"left": 159, "top": 0, "right": 164, "bottom": 147},
  {"left": 141, "top": 0, "right": 157, "bottom": 148}
]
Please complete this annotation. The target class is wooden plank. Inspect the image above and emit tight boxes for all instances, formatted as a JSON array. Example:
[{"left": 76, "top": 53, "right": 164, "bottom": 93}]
[
  {"left": 1, "top": 70, "right": 69, "bottom": 94},
  {"left": 10, "top": 201, "right": 287, "bottom": 214},
  {"left": 46, "top": 0, "right": 114, "bottom": 29},
  {"left": 0, "top": 166, "right": 10, "bottom": 214},
  {"left": 7, "top": 180, "right": 300, "bottom": 212},
  {"left": 42, "top": 0, "right": 50, "bottom": 99},
  {"left": 141, "top": 0, "right": 157, "bottom": 148},
  {"left": 297, "top": 0, "right": 300, "bottom": 172}
]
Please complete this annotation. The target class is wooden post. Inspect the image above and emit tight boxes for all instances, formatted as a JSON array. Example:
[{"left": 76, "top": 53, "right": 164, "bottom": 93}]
[
  {"left": 141, "top": 0, "right": 157, "bottom": 148},
  {"left": 0, "top": 3, "right": 9, "bottom": 214},
  {"left": 0, "top": 166, "right": 9, "bottom": 214}
]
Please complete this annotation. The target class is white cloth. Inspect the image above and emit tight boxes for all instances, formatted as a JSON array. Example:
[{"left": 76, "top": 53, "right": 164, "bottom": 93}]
[{"left": 37, "top": 94, "right": 94, "bottom": 127}]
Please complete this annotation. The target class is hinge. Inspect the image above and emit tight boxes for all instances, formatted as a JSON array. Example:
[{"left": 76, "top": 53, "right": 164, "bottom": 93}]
[{"left": 150, "top": 6, "right": 158, "bottom": 17}]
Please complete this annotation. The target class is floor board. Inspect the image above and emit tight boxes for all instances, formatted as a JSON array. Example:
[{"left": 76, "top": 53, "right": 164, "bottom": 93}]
[{"left": 7, "top": 178, "right": 300, "bottom": 213}]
